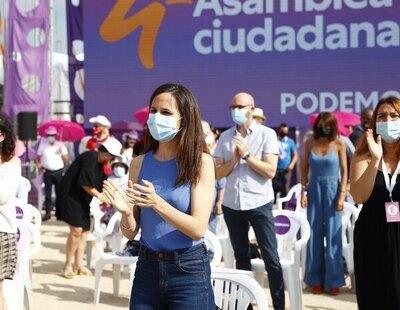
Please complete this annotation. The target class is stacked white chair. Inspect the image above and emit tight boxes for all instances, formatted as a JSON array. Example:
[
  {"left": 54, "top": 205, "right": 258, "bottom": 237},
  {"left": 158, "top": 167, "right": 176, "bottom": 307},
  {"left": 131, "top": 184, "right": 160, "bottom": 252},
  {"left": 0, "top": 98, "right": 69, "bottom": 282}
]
[
  {"left": 342, "top": 201, "right": 360, "bottom": 290},
  {"left": 204, "top": 230, "right": 223, "bottom": 267},
  {"left": 211, "top": 269, "right": 268, "bottom": 310},
  {"left": 251, "top": 210, "right": 310, "bottom": 310},
  {"left": 276, "top": 183, "right": 302, "bottom": 211},
  {"left": 4, "top": 177, "right": 41, "bottom": 310},
  {"left": 90, "top": 197, "right": 138, "bottom": 304}
]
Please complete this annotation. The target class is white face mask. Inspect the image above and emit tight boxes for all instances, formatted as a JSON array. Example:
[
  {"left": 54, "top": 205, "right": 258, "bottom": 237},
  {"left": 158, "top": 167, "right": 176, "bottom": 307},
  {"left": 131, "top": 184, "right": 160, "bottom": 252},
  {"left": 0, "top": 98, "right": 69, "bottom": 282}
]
[
  {"left": 47, "top": 136, "right": 56, "bottom": 144},
  {"left": 113, "top": 166, "right": 126, "bottom": 178},
  {"left": 376, "top": 121, "right": 400, "bottom": 143},
  {"left": 147, "top": 113, "right": 180, "bottom": 142}
]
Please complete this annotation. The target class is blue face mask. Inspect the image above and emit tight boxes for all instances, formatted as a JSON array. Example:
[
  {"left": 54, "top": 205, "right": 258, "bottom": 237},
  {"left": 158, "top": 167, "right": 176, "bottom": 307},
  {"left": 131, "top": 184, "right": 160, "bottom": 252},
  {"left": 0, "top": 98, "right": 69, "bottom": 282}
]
[
  {"left": 376, "top": 121, "right": 400, "bottom": 143},
  {"left": 231, "top": 108, "right": 248, "bottom": 125},
  {"left": 113, "top": 166, "right": 126, "bottom": 178},
  {"left": 147, "top": 113, "right": 180, "bottom": 142}
]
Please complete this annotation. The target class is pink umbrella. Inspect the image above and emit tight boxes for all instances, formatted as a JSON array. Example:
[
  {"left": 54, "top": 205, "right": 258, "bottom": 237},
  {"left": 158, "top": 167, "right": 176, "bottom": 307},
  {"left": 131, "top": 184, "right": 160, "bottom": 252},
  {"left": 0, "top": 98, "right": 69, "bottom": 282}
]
[
  {"left": 38, "top": 120, "right": 85, "bottom": 142},
  {"left": 133, "top": 106, "right": 150, "bottom": 125},
  {"left": 15, "top": 140, "right": 26, "bottom": 157},
  {"left": 111, "top": 121, "right": 143, "bottom": 131},
  {"left": 310, "top": 111, "right": 361, "bottom": 137}
]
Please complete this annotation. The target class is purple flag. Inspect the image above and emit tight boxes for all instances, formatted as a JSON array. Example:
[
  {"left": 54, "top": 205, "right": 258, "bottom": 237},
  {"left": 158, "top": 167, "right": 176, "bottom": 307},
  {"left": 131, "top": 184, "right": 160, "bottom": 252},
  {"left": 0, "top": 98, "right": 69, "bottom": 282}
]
[
  {"left": 66, "top": 1, "right": 84, "bottom": 122},
  {"left": 4, "top": 1, "right": 49, "bottom": 123}
]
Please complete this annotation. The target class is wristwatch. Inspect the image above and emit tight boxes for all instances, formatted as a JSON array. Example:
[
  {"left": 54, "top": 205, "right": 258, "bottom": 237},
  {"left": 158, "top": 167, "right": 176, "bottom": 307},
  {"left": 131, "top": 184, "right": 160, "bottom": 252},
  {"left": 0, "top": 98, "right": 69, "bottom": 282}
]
[{"left": 242, "top": 152, "right": 250, "bottom": 160}]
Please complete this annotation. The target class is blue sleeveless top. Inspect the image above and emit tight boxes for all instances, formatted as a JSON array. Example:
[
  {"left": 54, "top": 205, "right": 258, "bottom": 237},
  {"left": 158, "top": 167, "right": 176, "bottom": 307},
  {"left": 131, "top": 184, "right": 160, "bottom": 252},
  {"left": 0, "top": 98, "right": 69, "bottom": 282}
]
[{"left": 138, "top": 151, "right": 202, "bottom": 251}]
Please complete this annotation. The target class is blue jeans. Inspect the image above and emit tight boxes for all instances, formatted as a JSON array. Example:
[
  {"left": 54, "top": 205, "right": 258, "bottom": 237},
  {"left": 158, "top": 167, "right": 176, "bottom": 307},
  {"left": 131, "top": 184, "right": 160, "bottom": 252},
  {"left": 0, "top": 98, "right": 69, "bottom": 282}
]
[
  {"left": 222, "top": 202, "right": 285, "bottom": 310},
  {"left": 130, "top": 243, "right": 215, "bottom": 310}
]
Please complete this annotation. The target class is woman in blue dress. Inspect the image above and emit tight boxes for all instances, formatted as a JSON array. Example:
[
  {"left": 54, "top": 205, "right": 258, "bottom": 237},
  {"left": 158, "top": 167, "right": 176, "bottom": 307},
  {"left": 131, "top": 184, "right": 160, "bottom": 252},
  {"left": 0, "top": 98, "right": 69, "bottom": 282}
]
[
  {"left": 103, "top": 83, "right": 216, "bottom": 309},
  {"left": 300, "top": 112, "right": 347, "bottom": 295}
]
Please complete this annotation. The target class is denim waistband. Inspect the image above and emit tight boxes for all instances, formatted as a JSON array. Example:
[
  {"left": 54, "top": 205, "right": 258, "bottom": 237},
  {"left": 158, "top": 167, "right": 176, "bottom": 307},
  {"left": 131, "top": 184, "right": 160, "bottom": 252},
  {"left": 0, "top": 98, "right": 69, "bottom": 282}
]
[{"left": 139, "top": 243, "right": 207, "bottom": 261}]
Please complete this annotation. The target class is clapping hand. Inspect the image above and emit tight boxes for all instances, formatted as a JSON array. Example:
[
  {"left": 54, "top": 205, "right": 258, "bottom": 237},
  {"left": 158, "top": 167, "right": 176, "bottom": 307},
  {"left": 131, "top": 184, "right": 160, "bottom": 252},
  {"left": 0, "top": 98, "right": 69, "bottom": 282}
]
[
  {"left": 366, "top": 129, "right": 383, "bottom": 161},
  {"left": 103, "top": 179, "right": 132, "bottom": 215},
  {"left": 126, "top": 179, "right": 159, "bottom": 209}
]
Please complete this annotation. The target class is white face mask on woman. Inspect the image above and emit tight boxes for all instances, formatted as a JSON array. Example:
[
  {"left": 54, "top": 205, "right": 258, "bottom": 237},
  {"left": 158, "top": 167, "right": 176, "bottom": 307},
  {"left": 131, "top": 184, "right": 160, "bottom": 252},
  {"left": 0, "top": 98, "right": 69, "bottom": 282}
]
[
  {"left": 147, "top": 113, "right": 180, "bottom": 142},
  {"left": 376, "top": 121, "right": 400, "bottom": 143}
]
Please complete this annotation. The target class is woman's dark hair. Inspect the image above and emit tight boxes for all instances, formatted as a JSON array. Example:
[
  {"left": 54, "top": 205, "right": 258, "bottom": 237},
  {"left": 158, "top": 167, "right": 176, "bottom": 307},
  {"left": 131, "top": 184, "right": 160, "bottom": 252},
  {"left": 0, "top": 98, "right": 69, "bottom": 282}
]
[
  {"left": 143, "top": 83, "right": 209, "bottom": 186},
  {"left": 356, "top": 96, "right": 400, "bottom": 155},
  {"left": 313, "top": 112, "right": 338, "bottom": 142},
  {"left": 0, "top": 113, "right": 16, "bottom": 162}
]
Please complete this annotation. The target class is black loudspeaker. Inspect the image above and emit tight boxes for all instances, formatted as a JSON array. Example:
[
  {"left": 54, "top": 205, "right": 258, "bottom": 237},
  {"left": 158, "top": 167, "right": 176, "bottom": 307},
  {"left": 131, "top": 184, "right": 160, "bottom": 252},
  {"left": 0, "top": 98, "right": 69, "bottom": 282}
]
[{"left": 17, "top": 112, "right": 37, "bottom": 141}]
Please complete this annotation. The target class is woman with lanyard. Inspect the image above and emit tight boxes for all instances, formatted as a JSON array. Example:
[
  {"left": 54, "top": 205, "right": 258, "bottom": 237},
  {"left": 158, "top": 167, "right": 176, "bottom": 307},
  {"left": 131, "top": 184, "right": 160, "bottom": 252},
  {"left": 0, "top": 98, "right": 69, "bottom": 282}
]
[{"left": 350, "top": 96, "right": 400, "bottom": 310}]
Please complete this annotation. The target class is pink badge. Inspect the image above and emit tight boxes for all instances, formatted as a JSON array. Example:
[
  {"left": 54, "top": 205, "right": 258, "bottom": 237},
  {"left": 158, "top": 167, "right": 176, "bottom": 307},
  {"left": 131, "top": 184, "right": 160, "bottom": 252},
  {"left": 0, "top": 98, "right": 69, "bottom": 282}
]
[{"left": 385, "top": 201, "right": 400, "bottom": 223}]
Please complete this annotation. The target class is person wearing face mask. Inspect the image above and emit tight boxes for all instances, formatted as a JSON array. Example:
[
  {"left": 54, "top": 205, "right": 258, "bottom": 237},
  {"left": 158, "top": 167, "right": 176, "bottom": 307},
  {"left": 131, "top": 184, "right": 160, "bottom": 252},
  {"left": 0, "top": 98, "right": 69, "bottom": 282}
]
[
  {"left": 103, "top": 83, "right": 216, "bottom": 309},
  {"left": 349, "top": 108, "right": 374, "bottom": 147},
  {"left": 201, "top": 120, "right": 226, "bottom": 234},
  {"left": 214, "top": 92, "right": 285, "bottom": 310},
  {"left": 78, "top": 115, "right": 111, "bottom": 154},
  {"left": 57, "top": 137, "right": 122, "bottom": 279},
  {"left": 350, "top": 97, "right": 400, "bottom": 310},
  {"left": 79, "top": 115, "right": 113, "bottom": 175},
  {"left": 35, "top": 126, "right": 68, "bottom": 221},
  {"left": 301, "top": 112, "right": 347, "bottom": 295},
  {"left": 272, "top": 123, "right": 298, "bottom": 202}
]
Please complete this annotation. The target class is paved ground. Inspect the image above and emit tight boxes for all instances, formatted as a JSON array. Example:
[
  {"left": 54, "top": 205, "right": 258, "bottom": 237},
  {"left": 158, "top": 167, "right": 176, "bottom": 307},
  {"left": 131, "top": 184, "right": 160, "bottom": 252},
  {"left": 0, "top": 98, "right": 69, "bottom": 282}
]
[{"left": 28, "top": 217, "right": 358, "bottom": 309}]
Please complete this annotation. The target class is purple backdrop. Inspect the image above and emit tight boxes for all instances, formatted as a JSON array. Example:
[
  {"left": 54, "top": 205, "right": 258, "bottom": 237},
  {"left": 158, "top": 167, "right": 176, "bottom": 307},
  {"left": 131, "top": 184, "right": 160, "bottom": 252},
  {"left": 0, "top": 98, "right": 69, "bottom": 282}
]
[
  {"left": 5, "top": 0, "right": 49, "bottom": 123},
  {"left": 66, "top": 0, "right": 84, "bottom": 121},
  {"left": 84, "top": 1, "right": 400, "bottom": 128}
]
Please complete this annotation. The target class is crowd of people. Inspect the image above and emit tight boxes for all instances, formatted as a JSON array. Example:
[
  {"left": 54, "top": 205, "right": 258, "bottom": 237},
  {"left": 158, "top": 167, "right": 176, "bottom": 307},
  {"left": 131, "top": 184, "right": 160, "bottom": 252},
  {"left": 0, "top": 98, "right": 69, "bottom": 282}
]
[{"left": 1, "top": 83, "right": 400, "bottom": 309}]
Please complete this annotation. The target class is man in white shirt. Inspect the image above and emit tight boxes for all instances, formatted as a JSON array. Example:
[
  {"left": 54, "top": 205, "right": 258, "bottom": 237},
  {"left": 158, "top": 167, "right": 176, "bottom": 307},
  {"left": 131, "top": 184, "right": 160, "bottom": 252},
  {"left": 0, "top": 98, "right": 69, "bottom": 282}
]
[
  {"left": 35, "top": 126, "right": 68, "bottom": 221},
  {"left": 214, "top": 92, "right": 285, "bottom": 310}
]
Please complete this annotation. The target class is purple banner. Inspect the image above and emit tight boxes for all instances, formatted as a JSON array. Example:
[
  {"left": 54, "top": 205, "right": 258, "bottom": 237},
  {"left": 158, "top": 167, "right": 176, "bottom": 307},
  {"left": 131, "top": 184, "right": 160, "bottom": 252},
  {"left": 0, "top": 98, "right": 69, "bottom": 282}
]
[
  {"left": 84, "top": 1, "right": 400, "bottom": 128},
  {"left": 66, "top": 0, "right": 84, "bottom": 122},
  {"left": 4, "top": 0, "right": 49, "bottom": 123}
]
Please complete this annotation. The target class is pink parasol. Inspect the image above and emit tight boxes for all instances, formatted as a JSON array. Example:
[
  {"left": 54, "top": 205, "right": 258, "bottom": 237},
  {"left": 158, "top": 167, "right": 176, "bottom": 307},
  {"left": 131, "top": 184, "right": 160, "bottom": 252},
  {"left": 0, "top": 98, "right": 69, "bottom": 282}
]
[
  {"left": 111, "top": 121, "right": 143, "bottom": 131},
  {"left": 38, "top": 120, "right": 85, "bottom": 142},
  {"left": 133, "top": 106, "right": 150, "bottom": 125},
  {"left": 310, "top": 111, "right": 361, "bottom": 137}
]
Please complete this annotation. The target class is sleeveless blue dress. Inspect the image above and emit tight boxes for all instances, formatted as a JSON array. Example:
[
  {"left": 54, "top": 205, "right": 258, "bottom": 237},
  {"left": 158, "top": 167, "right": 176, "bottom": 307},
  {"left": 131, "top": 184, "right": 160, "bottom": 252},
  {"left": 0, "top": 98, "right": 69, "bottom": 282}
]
[{"left": 304, "top": 149, "right": 345, "bottom": 289}]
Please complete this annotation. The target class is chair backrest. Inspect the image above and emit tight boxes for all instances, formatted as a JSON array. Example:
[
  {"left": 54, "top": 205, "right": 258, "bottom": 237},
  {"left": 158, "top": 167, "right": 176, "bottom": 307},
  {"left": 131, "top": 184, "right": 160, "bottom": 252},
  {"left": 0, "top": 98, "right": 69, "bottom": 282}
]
[
  {"left": 211, "top": 271, "right": 268, "bottom": 310},
  {"left": 276, "top": 183, "right": 302, "bottom": 211},
  {"left": 342, "top": 202, "right": 360, "bottom": 244},
  {"left": 15, "top": 177, "right": 32, "bottom": 204},
  {"left": 272, "top": 209, "right": 310, "bottom": 263},
  {"left": 204, "top": 230, "right": 222, "bottom": 267},
  {"left": 90, "top": 197, "right": 123, "bottom": 255},
  {"left": 16, "top": 219, "right": 41, "bottom": 258},
  {"left": 15, "top": 203, "right": 42, "bottom": 231}
]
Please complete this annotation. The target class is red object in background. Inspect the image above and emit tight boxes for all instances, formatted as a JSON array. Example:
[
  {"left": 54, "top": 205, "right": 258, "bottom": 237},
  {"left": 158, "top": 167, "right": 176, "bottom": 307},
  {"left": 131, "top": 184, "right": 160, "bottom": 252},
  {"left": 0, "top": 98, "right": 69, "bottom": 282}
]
[
  {"left": 310, "top": 111, "right": 360, "bottom": 137},
  {"left": 38, "top": 120, "right": 85, "bottom": 142},
  {"left": 133, "top": 107, "right": 150, "bottom": 125}
]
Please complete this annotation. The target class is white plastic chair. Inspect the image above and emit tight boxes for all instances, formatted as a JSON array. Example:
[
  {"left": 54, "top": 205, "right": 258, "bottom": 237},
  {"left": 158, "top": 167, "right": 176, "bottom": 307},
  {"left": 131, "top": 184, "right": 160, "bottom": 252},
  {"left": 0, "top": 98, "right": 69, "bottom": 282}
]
[
  {"left": 342, "top": 202, "right": 359, "bottom": 289},
  {"left": 4, "top": 219, "right": 41, "bottom": 310},
  {"left": 251, "top": 210, "right": 310, "bottom": 310},
  {"left": 90, "top": 198, "right": 138, "bottom": 305},
  {"left": 276, "top": 183, "right": 302, "bottom": 211},
  {"left": 204, "top": 230, "right": 222, "bottom": 267},
  {"left": 215, "top": 215, "right": 235, "bottom": 269},
  {"left": 211, "top": 270, "right": 268, "bottom": 310},
  {"left": 16, "top": 176, "right": 32, "bottom": 204}
]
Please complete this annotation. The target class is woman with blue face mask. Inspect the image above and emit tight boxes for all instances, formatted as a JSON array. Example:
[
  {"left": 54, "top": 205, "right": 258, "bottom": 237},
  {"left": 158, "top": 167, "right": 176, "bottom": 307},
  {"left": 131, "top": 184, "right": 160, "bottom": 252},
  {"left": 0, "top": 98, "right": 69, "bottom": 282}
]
[
  {"left": 103, "top": 83, "right": 216, "bottom": 309},
  {"left": 350, "top": 96, "right": 400, "bottom": 310}
]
